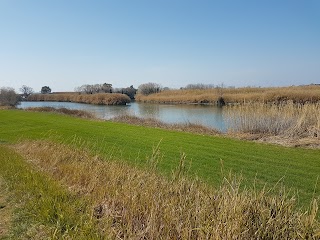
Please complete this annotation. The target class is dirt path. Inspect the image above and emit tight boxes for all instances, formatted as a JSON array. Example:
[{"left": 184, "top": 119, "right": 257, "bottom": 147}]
[{"left": 0, "top": 178, "right": 11, "bottom": 239}]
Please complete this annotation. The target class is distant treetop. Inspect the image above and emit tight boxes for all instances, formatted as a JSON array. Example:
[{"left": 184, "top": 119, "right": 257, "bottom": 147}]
[{"left": 41, "top": 86, "right": 52, "bottom": 94}]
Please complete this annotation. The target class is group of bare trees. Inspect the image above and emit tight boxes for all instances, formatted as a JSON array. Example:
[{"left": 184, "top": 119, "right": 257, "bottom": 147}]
[
  {"left": 75, "top": 83, "right": 138, "bottom": 99},
  {"left": 75, "top": 83, "right": 113, "bottom": 94},
  {"left": 1, "top": 82, "right": 224, "bottom": 107},
  {"left": 183, "top": 83, "right": 216, "bottom": 89},
  {"left": 138, "top": 82, "right": 162, "bottom": 95}
]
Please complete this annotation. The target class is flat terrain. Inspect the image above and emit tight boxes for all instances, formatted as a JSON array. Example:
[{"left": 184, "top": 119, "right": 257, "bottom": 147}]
[{"left": 0, "top": 109, "right": 319, "bottom": 206}]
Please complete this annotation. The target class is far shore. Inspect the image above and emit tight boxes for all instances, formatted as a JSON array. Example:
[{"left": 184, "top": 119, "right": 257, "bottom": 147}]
[{"left": 136, "top": 85, "right": 320, "bottom": 106}]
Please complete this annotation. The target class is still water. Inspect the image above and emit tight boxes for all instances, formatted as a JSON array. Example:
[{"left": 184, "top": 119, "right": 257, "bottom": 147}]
[{"left": 18, "top": 101, "right": 227, "bottom": 132}]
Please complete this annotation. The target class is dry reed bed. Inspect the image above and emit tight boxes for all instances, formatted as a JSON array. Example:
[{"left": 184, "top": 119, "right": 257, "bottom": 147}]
[
  {"left": 225, "top": 103, "right": 320, "bottom": 141},
  {"left": 14, "top": 140, "right": 320, "bottom": 239},
  {"left": 136, "top": 85, "right": 320, "bottom": 105},
  {"left": 27, "top": 93, "right": 131, "bottom": 105}
]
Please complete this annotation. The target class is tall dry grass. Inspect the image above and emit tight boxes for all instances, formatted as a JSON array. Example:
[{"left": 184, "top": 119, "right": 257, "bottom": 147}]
[
  {"left": 27, "top": 93, "right": 131, "bottom": 105},
  {"left": 14, "top": 140, "right": 320, "bottom": 239},
  {"left": 225, "top": 103, "right": 320, "bottom": 140},
  {"left": 136, "top": 85, "right": 320, "bottom": 105}
]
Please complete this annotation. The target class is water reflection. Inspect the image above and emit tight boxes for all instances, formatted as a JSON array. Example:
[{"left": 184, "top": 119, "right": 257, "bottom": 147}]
[{"left": 18, "top": 101, "right": 227, "bottom": 132}]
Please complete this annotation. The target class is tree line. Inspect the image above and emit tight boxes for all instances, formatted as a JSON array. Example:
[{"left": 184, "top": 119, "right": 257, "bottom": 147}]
[
  {"left": 74, "top": 83, "right": 137, "bottom": 100},
  {"left": 0, "top": 82, "right": 224, "bottom": 107}
]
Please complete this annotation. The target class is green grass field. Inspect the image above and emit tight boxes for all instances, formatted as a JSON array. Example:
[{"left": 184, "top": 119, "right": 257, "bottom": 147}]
[{"left": 0, "top": 109, "right": 319, "bottom": 206}]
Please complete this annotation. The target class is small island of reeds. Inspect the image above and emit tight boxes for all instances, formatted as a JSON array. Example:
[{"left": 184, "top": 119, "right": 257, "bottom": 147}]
[{"left": 27, "top": 92, "right": 131, "bottom": 105}]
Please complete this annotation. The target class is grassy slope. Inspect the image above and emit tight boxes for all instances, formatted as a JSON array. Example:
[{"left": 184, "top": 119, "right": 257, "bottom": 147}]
[
  {"left": 0, "top": 145, "right": 99, "bottom": 239},
  {"left": 0, "top": 109, "right": 319, "bottom": 206}
]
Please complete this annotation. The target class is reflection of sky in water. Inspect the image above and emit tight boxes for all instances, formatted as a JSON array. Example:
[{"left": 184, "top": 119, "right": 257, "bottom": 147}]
[{"left": 18, "top": 101, "right": 227, "bottom": 132}]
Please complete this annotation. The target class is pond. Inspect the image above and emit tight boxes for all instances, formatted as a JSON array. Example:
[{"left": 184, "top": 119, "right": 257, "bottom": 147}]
[{"left": 18, "top": 101, "right": 228, "bottom": 132}]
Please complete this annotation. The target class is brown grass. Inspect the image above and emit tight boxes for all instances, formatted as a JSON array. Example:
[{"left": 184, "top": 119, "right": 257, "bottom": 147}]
[
  {"left": 136, "top": 85, "right": 320, "bottom": 105},
  {"left": 225, "top": 103, "right": 320, "bottom": 148},
  {"left": 0, "top": 106, "right": 16, "bottom": 110},
  {"left": 111, "top": 115, "right": 221, "bottom": 135},
  {"left": 25, "top": 107, "right": 96, "bottom": 119},
  {"left": 27, "top": 93, "right": 131, "bottom": 105},
  {"left": 0, "top": 178, "right": 12, "bottom": 239},
  {"left": 13, "top": 140, "right": 320, "bottom": 239},
  {"left": 225, "top": 103, "right": 320, "bottom": 137}
]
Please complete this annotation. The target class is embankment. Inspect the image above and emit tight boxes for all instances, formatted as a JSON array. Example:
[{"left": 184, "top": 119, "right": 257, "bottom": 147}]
[
  {"left": 0, "top": 141, "right": 318, "bottom": 239},
  {"left": 0, "top": 109, "right": 319, "bottom": 207}
]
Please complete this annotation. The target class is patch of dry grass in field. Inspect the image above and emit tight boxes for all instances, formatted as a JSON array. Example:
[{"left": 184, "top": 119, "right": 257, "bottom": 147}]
[
  {"left": 13, "top": 140, "right": 320, "bottom": 239},
  {"left": 0, "top": 178, "right": 12, "bottom": 239}
]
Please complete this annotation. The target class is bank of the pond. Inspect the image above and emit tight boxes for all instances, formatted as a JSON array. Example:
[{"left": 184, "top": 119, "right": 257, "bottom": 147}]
[
  {"left": 27, "top": 92, "right": 131, "bottom": 105},
  {"left": 0, "top": 109, "right": 319, "bottom": 207}
]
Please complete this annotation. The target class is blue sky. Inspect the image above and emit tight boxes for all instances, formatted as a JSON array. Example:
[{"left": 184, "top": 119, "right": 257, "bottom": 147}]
[{"left": 0, "top": 0, "right": 319, "bottom": 92}]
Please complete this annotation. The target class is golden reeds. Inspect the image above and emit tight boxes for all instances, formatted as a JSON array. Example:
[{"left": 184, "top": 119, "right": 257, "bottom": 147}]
[
  {"left": 136, "top": 85, "right": 320, "bottom": 105},
  {"left": 27, "top": 93, "right": 131, "bottom": 105},
  {"left": 225, "top": 103, "right": 320, "bottom": 140},
  {"left": 14, "top": 140, "right": 320, "bottom": 239}
]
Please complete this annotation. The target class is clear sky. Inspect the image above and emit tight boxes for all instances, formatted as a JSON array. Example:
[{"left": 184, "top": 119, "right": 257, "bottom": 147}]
[{"left": 0, "top": 0, "right": 319, "bottom": 92}]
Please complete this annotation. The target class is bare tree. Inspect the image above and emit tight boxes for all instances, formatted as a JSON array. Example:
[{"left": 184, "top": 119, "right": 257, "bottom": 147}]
[
  {"left": 101, "top": 83, "right": 113, "bottom": 93},
  {"left": 19, "top": 85, "right": 34, "bottom": 98},
  {"left": 0, "top": 87, "right": 19, "bottom": 106},
  {"left": 75, "top": 83, "right": 113, "bottom": 94},
  {"left": 184, "top": 83, "right": 215, "bottom": 89},
  {"left": 115, "top": 85, "right": 137, "bottom": 99},
  {"left": 138, "top": 82, "right": 162, "bottom": 95}
]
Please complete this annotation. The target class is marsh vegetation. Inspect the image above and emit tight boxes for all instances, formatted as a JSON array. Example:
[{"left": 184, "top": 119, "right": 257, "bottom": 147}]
[
  {"left": 136, "top": 85, "right": 320, "bottom": 105},
  {"left": 27, "top": 93, "right": 131, "bottom": 105}
]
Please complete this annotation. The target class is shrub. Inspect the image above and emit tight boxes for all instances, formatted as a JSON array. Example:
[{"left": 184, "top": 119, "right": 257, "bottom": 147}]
[
  {"left": 41, "top": 86, "right": 51, "bottom": 94},
  {"left": 0, "top": 87, "right": 19, "bottom": 106},
  {"left": 138, "top": 82, "right": 162, "bottom": 95}
]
